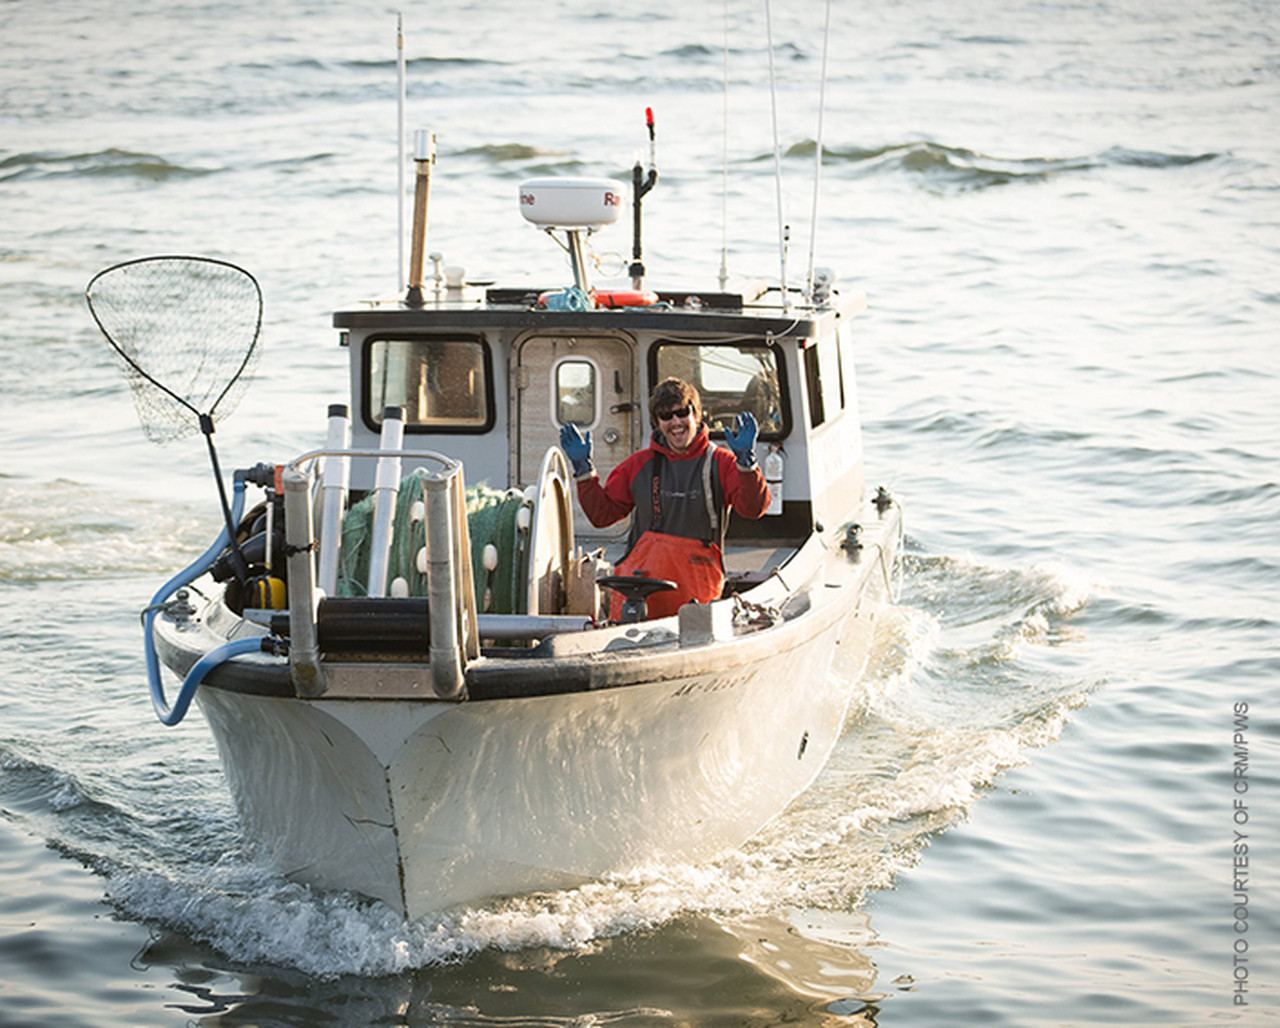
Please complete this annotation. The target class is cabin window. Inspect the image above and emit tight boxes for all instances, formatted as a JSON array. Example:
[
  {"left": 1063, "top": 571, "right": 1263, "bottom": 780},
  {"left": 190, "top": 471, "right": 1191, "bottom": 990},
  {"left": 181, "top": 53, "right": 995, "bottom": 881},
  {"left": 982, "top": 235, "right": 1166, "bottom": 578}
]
[
  {"left": 364, "top": 334, "right": 493, "bottom": 433},
  {"left": 804, "top": 344, "right": 824, "bottom": 427},
  {"left": 651, "top": 340, "right": 788, "bottom": 439},
  {"left": 554, "top": 358, "right": 598, "bottom": 426},
  {"left": 803, "top": 333, "right": 845, "bottom": 428},
  {"left": 826, "top": 331, "right": 847, "bottom": 416}
]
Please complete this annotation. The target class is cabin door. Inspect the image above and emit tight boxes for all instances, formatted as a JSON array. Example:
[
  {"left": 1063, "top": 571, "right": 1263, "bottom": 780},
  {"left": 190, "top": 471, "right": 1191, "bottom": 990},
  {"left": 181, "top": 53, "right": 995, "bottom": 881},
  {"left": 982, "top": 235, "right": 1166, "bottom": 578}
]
[{"left": 515, "top": 332, "right": 638, "bottom": 539}]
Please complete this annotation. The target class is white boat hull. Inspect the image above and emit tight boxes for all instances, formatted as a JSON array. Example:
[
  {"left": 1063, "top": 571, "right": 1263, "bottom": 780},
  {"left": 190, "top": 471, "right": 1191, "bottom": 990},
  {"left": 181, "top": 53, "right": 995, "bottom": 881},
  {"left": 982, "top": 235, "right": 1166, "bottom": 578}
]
[{"left": 190, "top": 535, "right": 890, "bottom": 918}]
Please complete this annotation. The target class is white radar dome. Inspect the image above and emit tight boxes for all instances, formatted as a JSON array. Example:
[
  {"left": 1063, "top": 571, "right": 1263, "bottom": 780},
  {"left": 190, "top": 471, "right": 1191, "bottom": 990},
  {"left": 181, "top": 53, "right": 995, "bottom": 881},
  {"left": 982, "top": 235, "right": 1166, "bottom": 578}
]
[{"left": 519, "top": 177, "right": 626, "bottom": 230}]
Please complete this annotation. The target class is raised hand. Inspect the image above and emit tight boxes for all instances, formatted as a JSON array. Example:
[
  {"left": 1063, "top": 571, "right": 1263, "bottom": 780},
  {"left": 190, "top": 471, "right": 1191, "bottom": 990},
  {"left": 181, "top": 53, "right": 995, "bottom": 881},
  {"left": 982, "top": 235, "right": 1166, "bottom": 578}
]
[
  {"left": 724, "top": 411, "right": 759, "bottom": 468},
  {"left": 559, "top": 422, "right": 595, "bottom": 477}
]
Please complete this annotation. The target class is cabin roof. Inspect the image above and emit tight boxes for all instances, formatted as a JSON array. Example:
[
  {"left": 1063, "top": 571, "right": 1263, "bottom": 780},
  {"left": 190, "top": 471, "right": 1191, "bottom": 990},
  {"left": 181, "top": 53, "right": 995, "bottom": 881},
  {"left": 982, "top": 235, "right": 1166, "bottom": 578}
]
[{"left": 333, "top": 287, "right": 863, "bottom": 338}]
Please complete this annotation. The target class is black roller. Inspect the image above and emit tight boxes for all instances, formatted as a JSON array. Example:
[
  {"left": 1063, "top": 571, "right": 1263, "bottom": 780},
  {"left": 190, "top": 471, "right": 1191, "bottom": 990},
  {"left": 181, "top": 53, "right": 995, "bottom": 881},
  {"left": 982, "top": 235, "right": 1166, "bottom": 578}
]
[{"left": 273, "top": 597, "right": 431, "bottom": 654}]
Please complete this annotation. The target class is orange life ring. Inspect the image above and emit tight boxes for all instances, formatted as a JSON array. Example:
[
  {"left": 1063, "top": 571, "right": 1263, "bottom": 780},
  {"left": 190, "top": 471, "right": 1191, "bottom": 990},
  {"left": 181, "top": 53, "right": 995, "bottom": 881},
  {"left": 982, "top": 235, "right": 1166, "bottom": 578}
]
[{"left": 593, "top": 289, "right": 659, "bottom": 309}]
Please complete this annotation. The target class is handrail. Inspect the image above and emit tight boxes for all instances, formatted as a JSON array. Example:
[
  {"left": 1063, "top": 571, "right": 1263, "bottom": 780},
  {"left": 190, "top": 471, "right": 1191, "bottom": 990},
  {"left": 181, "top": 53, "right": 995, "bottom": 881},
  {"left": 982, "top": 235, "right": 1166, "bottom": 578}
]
[
  {"left": 283, "top": 466, "right": 325, "bottom": 697},
  {"left": 286, "top": 446, "right": 460, "bottom": 476},
  {"left": 279, "top": 454, "right": 476, "bottom": 699},
  {"left": 422, "top": 469, "right": 466, "bottom": 697}
]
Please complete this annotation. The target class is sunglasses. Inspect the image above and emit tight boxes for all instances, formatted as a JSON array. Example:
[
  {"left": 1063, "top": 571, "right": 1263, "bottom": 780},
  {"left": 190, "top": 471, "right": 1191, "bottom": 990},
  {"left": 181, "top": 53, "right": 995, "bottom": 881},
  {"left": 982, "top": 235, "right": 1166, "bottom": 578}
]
[{"left": 657, "top": 405, "right": 692, "bottom": 422}]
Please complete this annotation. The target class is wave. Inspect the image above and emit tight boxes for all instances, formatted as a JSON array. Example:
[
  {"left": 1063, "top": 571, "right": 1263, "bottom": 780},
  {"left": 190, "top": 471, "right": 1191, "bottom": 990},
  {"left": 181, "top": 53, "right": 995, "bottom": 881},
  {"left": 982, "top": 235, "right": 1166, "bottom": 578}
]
[
  {"left": 0, "top": 149, "right": 216, "bottom": 184},
  {"left": 1101, "top": 145, "right": 1220, "bottom": 169},
  {"left": 660, "top": 43, "right": 719, "bottom": 60},
  {"left": 904, "top": 552, "right": 1095, "bottom": 658},
  {"left": 876, "top": 406, "right": 1097, "bottom": 460},
  {"left": 341, "top": 54, "right": 504, "bottom": 72},
  {"left": 0, "top": 747, "right": 100, "bottom": 816},
  {"left": 104, "top": 862, "right": 696, "bottom": 978},
  {"left": 0, "top": 477, "right": 214, "bottom": 582},
  {"left": 455, "top": 142, "right": 576, "bottom": 163},
  {"left": 771, "top": 140, "right": 1221, "bottom": 192}
]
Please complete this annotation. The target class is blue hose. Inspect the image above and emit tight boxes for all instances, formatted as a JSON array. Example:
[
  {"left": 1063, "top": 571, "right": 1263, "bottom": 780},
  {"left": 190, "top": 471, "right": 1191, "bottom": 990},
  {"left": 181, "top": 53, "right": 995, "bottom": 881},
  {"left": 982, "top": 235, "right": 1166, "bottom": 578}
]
[
  {"left": 144, "top": 472, "right": 250, "bottom": 725},
  {"left": 159, "top": 637, "right": 267, "bottom": 726}
]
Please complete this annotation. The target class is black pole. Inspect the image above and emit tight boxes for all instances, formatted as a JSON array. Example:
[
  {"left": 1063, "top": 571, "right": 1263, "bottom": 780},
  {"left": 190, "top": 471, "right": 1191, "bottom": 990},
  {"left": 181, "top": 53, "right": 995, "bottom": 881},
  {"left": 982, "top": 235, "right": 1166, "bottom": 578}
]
[
  {"left": 630, "top": 161, "right": 647, "bottom": 284},
  {"left": 630, "top": 108, "right": 659, "bottom": 288},
  {"left": 200, "top": 413, "right": 249, "bottom": 586}
]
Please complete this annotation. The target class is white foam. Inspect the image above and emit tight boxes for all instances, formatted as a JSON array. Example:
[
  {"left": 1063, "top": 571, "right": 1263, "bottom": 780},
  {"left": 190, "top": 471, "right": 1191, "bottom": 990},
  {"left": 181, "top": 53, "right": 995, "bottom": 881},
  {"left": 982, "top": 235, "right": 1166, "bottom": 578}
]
[
  {"left": 105, "top": 862, "right": 722, "bottom": 978},
  {"left": 0, "top": 479, "right": 214, "bottom": 581},
  {"left": 92, "top": 551, "right": 1093, "bottom": 978}
]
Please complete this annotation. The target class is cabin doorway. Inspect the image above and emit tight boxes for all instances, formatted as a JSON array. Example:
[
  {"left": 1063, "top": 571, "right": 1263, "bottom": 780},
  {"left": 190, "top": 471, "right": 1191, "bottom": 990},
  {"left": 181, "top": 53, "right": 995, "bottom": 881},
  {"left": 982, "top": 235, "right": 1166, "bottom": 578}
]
[{"left": 515, "top": 332, "right": 638, "bottom": 539}]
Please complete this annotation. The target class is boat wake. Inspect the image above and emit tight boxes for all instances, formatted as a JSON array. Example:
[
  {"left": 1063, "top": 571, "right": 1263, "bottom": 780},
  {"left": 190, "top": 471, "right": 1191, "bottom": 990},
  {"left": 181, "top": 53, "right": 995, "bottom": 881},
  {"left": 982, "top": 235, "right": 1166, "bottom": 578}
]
[{"left": 83, "top": 550, "right": 1095, "bottom": 979}]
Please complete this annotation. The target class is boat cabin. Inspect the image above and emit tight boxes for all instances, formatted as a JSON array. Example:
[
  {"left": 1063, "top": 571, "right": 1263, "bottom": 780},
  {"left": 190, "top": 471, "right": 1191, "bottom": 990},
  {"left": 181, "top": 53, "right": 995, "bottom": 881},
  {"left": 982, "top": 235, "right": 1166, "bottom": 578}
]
[{"left": 334, "top": 284, "right": 867, "bottom": 559}]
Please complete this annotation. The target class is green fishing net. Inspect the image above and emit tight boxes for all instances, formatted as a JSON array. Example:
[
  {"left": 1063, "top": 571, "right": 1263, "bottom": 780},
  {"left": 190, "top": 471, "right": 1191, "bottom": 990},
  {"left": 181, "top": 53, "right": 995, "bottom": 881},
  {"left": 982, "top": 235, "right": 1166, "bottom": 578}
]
[{"left": 334, "top": 473, "right": 531, "bottom": 614}]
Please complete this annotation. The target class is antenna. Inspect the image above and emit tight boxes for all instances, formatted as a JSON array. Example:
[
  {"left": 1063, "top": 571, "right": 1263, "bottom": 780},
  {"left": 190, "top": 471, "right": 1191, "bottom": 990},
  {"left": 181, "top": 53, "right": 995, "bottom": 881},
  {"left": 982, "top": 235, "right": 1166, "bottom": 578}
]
[
  {"left": 764, "top": 0, "right": 790, "bottom": 312},
  {"left": 397, "top": 13, "right": 406, "bottom": 293},
  {"left": 719, "top": 0, "right": 730, "bottom": 291},
  {"left": 806, "top": 0, "right": 833, "bottom": 303}
]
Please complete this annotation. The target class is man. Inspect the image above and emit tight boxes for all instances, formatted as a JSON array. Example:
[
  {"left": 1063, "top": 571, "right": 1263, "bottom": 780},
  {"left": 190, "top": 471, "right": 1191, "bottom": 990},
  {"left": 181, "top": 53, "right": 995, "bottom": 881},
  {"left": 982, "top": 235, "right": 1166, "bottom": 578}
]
[{"left": 559, "top": 377, "right": 770, "bottom": 619}]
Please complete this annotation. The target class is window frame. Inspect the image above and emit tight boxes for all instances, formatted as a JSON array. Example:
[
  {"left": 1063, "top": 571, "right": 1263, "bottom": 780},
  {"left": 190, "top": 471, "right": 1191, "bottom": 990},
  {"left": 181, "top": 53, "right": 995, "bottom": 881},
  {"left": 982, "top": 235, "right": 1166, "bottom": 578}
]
[
  {"left": 551, "top": 355, "right": 602, "bottom": 429},
  {"left": 648, "top": 338, "right": 791, "bottom": 441},
  {"left": 360, "top": 332, "right": 496, "bottom": 435}
]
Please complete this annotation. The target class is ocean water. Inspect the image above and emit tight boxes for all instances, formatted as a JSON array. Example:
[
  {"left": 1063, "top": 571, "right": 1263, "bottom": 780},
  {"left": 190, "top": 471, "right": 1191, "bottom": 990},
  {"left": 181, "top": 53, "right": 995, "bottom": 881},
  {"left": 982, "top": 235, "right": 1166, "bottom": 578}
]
[{"left": 1, "top": 0, "right": 1277, "bottom": 1025}]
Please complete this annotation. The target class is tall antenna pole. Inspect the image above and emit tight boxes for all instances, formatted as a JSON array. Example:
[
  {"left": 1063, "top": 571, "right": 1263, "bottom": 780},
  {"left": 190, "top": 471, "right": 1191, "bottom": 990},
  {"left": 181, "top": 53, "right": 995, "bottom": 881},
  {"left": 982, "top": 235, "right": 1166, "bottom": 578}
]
[
  {"left": 764, "top": 0, "right": 789, "bottom": 312},
  {"left": 806, "top": 0, "right": 833, "bottom": 303},
  {"left": 718, "top": 0, "right": 730, "bottom": 291},
  {"left": 397, "top": 14, "right": 406, "bottom": 293}
]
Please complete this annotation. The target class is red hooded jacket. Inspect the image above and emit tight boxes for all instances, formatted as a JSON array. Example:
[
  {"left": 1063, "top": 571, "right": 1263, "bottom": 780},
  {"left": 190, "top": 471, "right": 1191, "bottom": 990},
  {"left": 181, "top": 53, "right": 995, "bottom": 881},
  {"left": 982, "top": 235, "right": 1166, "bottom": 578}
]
[{"left": 575, "top": 424, "right": 770, "bottom": 554}]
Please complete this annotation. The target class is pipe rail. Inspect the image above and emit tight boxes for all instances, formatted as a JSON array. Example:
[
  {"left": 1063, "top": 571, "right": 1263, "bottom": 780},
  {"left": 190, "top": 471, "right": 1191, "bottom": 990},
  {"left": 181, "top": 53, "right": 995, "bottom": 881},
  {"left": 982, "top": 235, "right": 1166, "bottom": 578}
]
[{"left": 286, "top": 445, "right": 460, "bottom": 476}]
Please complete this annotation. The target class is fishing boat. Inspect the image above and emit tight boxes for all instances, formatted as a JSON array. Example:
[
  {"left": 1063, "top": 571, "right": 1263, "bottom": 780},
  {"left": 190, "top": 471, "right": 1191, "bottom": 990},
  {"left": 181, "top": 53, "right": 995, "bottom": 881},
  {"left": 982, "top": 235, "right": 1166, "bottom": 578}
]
[{"left": 87, "top": 103, "right": 902, "bottom": 918}]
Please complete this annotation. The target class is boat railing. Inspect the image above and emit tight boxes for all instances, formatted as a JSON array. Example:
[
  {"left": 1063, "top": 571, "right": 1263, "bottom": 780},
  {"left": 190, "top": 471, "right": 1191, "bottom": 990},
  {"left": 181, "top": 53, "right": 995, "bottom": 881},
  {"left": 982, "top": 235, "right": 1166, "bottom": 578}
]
[
  {"left": 283, "top": 442, "right": 476, "bottom": 700},
  {"left": 288, "top": 437, "right": 459, "bottom": 599},
  {"left": 286, "top": 446, "right": 461, "bottom": 472}
]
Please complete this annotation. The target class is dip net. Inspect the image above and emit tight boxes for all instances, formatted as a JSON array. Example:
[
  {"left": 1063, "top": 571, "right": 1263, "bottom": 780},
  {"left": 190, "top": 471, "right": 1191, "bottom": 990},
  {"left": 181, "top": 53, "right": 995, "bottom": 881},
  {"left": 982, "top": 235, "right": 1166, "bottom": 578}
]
[{"left": 86, "top": 255, "right": 263, "bottom": 444}]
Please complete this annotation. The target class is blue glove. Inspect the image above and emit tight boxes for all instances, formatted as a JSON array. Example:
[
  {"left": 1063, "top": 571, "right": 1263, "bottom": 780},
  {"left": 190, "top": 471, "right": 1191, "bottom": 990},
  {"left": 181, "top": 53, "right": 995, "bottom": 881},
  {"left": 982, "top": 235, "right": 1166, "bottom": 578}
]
[
  {"left": 559, "top": 422, "right": 595, "bottom": 477},
  {"left": 725, "top": 411, "right": 759, "bottom": 468}
]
